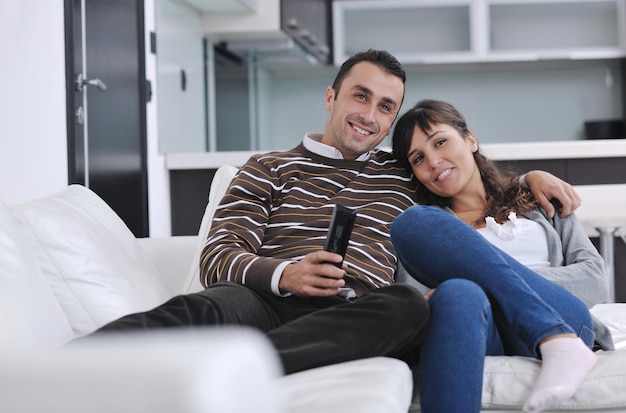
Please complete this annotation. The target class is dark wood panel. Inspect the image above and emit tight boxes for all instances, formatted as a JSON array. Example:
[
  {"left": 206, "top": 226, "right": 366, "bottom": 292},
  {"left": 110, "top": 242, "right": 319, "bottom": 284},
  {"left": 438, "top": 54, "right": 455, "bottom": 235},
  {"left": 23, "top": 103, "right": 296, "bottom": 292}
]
[
  {"left": 566, "top": 157, "right": 626, "bottom": 184},
  {"left": 170, "top": 169, "right": 217, "bottom": 236},
  {"left": 496, "top": 159, "right": 567, "bottom": 180},
  {"left": 497, "top": 157, "right": 626, "bottom": 185}
]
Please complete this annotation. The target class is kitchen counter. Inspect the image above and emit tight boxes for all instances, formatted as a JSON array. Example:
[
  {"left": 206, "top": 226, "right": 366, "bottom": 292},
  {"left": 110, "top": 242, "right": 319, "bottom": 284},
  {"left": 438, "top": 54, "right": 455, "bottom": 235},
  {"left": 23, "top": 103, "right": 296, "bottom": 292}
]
[{"left": 165, "top": 139, "right": 626, "bottom": 170}]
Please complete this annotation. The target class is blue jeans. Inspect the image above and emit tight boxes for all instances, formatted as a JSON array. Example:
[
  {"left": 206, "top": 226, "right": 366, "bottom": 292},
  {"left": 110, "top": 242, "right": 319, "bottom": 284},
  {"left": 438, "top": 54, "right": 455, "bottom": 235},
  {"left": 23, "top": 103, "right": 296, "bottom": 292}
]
[{"left": 391, "top": 205, "right": 595, "bottom": 413}]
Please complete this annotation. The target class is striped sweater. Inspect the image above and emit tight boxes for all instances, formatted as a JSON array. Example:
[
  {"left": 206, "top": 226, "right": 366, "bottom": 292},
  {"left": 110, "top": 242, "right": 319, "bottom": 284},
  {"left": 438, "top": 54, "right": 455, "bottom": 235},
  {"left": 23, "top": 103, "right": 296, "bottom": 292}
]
[{"left": 199, "top": 143, "right": 418, "bottom": 297}]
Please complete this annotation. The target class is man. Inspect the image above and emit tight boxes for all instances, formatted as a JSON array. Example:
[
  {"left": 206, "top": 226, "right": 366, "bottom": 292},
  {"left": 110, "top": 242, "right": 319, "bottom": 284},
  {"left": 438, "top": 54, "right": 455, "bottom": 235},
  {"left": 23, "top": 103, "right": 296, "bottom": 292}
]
[{"left": 93, "top": 50, "right": 579, "bottom": 375}]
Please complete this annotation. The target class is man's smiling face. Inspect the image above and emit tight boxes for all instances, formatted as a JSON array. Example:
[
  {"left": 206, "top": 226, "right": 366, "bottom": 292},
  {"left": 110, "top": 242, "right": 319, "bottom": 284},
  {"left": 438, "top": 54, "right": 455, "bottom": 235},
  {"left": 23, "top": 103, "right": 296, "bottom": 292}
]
[{"left": 322, "top": 61, "right": 405, "bottom": 160}]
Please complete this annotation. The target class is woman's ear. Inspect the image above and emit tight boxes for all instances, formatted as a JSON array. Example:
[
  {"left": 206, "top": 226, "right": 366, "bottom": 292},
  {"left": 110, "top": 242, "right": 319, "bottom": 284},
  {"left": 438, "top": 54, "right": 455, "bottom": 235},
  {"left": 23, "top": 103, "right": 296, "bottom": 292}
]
[{"left": 467, "top": 131, "right": 479, "bottom": 153}]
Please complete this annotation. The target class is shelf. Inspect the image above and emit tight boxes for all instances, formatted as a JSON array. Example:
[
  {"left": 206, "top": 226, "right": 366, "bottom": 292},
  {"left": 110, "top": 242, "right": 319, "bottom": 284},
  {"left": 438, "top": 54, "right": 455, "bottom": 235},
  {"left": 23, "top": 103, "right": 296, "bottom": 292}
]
[{"left": 332, "top": 0, "right": 626, "bottom": 66}]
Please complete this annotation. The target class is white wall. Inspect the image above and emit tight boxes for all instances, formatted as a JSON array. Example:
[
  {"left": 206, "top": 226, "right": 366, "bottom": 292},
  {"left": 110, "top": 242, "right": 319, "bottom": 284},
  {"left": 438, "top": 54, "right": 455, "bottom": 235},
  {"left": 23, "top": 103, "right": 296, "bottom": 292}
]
[
  {"left": 0, "top": 0, "right": 68, "bottom": 205},
  {"left": 145, "top": 0, "right": 172, "bottom": 237},
  {"left": 156, "top": 0, "right": 206, "bottom": 153},
  {"left": 0, "top": 0, "right": 172, "bottom": 237},
  {"left": 259, "top": 60, "right": 623, "bottom": 150}
]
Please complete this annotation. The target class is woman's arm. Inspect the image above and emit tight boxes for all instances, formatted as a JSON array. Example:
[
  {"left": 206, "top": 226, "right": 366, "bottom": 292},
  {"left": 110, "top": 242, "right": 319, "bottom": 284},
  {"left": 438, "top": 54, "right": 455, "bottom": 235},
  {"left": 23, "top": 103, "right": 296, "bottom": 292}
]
[{"left": 530, "top": 210, "right": 609, "bottom": 308}]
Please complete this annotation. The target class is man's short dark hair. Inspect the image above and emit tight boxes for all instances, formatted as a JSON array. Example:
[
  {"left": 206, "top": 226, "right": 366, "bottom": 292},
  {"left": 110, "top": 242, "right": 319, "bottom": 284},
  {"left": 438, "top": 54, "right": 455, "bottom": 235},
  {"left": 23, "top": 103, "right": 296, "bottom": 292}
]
[{"left": 331, "top": 49, "right": 406, "bottom": 96}]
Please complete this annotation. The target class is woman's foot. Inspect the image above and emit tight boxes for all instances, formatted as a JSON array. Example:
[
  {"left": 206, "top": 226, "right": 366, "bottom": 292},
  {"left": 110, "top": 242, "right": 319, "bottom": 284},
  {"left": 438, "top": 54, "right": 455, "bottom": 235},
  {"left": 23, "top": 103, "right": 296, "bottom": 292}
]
[{"left": 522, "top": 337, "right": 597, "bottom": 413}]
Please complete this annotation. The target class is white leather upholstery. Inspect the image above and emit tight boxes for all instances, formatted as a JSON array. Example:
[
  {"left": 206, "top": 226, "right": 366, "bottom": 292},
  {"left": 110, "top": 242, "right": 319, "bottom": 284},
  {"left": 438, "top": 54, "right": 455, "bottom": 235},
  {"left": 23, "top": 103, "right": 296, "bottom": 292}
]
[
  {"left": 279, "top": 357, "right": 413, "bottom": 413},
  {"left": 9, "top": 185, "right": 171, "bottom": 337},
  {"left": 2, "top": 174, "right": 626, "bottom": 413},
  {"left": 0, "top": 198, "right": 73, "bottom": 350},
  {"left": 0, "top": 328, "right": 283, "bottom": 413}
]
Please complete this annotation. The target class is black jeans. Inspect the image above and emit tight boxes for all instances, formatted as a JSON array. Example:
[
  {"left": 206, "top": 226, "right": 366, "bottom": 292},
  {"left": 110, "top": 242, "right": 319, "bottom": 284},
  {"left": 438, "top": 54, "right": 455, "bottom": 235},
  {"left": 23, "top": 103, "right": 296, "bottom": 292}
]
[{"left": 92, "top": 282, "right": 430, "bottom": 374}]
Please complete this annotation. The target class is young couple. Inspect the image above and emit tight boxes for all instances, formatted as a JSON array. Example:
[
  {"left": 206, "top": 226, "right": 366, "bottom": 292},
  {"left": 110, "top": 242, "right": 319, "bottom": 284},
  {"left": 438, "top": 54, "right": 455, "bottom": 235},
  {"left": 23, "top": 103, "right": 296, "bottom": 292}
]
[{"left": 86, "top": 50, "right": 610, "bottom": 412}]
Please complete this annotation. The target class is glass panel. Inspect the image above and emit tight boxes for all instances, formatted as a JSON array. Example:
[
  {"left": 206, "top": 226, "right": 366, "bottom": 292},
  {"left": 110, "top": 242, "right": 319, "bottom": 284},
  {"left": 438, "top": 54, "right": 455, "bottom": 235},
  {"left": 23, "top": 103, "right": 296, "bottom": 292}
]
[{"left": 490, "top": 1, "right": 619, "bottom": 51}]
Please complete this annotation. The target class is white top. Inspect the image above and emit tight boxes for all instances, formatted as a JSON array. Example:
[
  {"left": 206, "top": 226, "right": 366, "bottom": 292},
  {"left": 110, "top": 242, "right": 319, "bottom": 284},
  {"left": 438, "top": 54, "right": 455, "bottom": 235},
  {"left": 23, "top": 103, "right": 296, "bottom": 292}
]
[{"left": 477, "top": 212, "right": 550, "bottom": 269}]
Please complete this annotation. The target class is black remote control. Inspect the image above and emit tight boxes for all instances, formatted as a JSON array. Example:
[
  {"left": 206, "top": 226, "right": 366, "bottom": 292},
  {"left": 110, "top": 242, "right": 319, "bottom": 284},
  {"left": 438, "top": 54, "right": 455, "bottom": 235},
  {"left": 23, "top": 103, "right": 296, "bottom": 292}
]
[{"left": 324, "top": 203, "right": 357, "bottom": 267}]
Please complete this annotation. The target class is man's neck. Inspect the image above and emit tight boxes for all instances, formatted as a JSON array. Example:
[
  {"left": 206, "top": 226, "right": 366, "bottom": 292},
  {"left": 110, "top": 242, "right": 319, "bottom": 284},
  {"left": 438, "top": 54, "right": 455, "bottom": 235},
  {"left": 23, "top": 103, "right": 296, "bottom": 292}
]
[{"left": 303, "top": 133, "right": 370, "bottom": 161}]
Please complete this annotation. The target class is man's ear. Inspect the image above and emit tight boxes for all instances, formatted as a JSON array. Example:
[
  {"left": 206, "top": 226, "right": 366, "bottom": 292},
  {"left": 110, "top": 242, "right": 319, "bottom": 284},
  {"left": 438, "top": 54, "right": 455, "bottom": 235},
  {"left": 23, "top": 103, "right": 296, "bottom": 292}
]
[{"left": 324, "top": 86, "right": 335, "bottom": 111}]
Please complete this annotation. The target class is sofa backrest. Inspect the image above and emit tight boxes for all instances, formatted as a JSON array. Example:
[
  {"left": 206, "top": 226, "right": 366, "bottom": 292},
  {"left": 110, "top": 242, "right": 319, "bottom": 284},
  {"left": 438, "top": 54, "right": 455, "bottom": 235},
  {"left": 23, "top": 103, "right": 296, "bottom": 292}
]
[
  {"left": 2, "top": 185, "right": 172, "bottom": 345},
  {"left": 183, "top": 165, "right": 239, "bottom": 294}
]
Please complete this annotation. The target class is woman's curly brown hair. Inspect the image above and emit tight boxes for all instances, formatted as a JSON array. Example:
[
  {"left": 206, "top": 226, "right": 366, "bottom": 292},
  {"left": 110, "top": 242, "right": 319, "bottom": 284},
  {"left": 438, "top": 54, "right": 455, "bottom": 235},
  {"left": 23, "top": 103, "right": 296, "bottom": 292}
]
[{"left": 392, "top": 99, "right": 539, "bottom": 226}]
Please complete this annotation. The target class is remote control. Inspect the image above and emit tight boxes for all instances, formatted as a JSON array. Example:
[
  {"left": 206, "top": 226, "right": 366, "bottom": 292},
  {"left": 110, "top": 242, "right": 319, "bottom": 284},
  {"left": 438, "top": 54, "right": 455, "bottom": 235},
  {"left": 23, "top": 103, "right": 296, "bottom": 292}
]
[{"left": 324, "top": 203, "right": 357, "bottom": 267}]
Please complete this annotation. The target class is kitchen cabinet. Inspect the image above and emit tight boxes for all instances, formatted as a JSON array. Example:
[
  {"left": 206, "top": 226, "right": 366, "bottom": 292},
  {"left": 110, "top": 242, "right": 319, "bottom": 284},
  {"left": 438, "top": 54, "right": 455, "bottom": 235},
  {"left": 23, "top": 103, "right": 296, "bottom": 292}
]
[
  {"left": 281, "top": 0, "right": 333, "bottom": 64},
  {"left": 181, "top": 0, "right": 257, "bottom": 13},
  {"left": 333, "top": 0, "right": 626, "bottom": 65},
  {"left": 202, "top": 0, "right": 333, "bottom": 65}
]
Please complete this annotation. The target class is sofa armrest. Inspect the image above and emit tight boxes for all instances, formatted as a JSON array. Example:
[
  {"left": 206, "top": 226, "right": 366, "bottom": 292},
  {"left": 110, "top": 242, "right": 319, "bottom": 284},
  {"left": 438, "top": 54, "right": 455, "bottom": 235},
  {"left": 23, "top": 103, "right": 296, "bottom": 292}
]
[
  {"left": 137, "top": 236, "right": 198, "bottom": 296},
  {"left": 0, "top": 328, "right": 283, "bottom": 413}
]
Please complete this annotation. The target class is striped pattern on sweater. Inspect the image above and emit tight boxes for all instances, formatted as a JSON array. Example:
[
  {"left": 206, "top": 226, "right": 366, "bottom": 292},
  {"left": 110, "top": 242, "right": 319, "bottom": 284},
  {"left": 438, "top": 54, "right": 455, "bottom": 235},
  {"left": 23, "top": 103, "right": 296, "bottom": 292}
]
[{"left": 199, "top": 143, "right": 418, "bottom": 296}]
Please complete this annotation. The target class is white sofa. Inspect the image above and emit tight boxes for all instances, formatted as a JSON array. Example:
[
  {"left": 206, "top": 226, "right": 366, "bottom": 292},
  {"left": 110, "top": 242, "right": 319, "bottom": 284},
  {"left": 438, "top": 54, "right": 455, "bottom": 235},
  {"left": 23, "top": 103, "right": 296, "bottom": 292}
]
[{"left": 1, "top": 166, "right": 626, "bottom": 413}]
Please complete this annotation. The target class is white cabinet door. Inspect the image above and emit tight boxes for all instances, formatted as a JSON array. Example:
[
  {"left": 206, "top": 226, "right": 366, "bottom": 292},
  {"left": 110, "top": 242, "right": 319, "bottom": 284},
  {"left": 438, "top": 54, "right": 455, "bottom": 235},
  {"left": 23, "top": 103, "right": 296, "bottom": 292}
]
[{"left": 333, "top": 0, "right": 626, "bottom": 65}]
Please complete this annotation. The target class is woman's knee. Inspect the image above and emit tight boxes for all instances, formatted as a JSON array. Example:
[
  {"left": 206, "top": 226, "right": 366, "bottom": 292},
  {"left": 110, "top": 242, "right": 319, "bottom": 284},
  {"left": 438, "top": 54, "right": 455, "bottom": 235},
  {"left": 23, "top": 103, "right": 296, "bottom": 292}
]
[{"left": 430, "top": 279, "right": 488, "bottom": 310}]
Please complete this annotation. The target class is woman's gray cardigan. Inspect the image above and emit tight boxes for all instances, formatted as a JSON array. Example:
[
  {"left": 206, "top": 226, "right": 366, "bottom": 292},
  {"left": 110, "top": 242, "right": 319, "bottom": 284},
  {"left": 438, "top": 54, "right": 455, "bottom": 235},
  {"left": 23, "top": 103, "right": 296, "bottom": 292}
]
[{"left": 396, "top": 207, "right": 614, "bottom": 351}]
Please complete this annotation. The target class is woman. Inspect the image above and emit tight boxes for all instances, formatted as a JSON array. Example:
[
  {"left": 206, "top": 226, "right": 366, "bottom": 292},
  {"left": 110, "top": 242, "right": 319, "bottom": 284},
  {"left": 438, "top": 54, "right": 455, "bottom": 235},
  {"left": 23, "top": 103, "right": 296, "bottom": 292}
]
[{"left": 390, "top": 99, "right": 612, "bottom": 413}]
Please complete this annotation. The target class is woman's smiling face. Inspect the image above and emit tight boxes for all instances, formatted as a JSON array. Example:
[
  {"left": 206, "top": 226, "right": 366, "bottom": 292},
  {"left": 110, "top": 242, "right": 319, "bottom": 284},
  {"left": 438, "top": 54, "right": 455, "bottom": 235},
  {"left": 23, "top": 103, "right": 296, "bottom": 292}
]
[{"left": 407, "top": 122, "right": 481, "bottom": 198}]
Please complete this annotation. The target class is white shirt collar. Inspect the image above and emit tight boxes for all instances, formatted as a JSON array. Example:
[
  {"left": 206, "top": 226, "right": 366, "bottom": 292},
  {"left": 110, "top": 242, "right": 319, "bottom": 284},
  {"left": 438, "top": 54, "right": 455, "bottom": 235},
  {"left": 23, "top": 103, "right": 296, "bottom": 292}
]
[{"left": 303, "top": 133, "right": 371, "bottom": 161}]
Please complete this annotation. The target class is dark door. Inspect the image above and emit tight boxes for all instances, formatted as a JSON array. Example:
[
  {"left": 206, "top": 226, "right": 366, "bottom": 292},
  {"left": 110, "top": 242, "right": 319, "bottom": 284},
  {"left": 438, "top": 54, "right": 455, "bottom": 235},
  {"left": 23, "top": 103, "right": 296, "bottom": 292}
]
[{"left": 65, "top": 0, "right": 149, "bottom": 237}]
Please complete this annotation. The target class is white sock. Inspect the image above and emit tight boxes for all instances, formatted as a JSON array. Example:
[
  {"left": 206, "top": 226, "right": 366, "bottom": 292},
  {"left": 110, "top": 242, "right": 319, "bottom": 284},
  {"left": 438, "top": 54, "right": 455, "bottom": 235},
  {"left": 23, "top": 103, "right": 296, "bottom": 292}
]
[{"left": 522, "top": 337, "right": 597, "bottom": 413}]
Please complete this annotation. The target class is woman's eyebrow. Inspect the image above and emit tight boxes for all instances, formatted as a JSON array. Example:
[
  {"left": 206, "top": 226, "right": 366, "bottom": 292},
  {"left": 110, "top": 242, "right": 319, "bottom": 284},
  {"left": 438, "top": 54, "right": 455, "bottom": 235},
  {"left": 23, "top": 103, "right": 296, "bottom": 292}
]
[
  {"left": 407, "top": 130, "right": 444, "bottom": 158},
  {"left": 427, "top": 130, "right": 444, "bottom": 139}
]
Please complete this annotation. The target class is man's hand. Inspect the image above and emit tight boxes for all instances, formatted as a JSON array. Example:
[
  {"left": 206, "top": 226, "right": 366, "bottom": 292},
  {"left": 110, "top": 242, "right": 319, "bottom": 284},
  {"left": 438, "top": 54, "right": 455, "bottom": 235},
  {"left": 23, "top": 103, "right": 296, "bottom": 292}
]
[
  {"left": 279, "top": 251, "right": 347, "bottom": 297},
  {"left": 524, "top": 170, "right": 581, "bottom": 218},
  {"left": 424, "top": 288, "right": 436, "bottom": 300}
]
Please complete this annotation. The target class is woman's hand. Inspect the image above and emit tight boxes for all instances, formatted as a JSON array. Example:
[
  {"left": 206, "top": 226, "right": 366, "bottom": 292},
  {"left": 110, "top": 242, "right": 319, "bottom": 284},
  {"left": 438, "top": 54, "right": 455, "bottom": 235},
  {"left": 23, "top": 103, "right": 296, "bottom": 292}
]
[{"left": 523, "top": 171, "right": 581, "bottom": 218}]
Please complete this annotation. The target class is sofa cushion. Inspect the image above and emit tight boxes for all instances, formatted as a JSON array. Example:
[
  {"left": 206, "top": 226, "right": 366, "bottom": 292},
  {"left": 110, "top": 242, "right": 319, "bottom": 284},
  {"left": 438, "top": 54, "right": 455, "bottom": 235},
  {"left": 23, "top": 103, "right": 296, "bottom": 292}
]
[
  {"left": 11, "top": 185, "right": 171, "bottom": 337},
  {"left": 0, "top": 198, "right": 73, "bottom": 350},
  {"left": 279, "top": 356, "right": 413, "bottom": 413},
  {"left": 0, "top": 328, "right": 283, "bottom": 413},
  {"left": 408, "top": 303, "right": 626, "bottom": 411}
]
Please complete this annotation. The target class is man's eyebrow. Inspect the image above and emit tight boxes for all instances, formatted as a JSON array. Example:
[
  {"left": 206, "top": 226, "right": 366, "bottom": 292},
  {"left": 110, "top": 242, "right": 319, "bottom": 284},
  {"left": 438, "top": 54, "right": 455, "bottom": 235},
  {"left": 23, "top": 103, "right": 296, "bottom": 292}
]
[
  {"left": 353, "top": 84, "right": 373, "bottom": 96},
  {"left": 353, "top": 84, "right": 399, "bottom": 109}
]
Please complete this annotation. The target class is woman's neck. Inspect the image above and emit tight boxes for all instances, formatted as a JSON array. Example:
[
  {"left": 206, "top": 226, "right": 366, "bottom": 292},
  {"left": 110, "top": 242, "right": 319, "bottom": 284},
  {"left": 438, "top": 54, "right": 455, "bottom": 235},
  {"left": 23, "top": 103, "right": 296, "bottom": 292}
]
[{"left": 450, "top": 189, "right": 487, "bottom": 228}]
